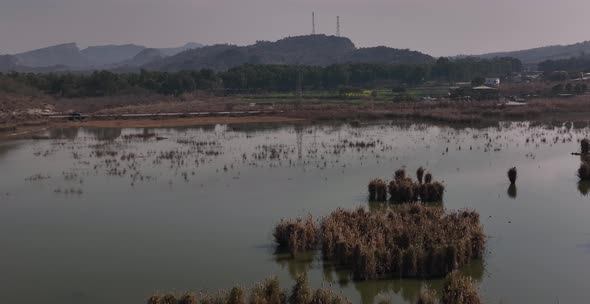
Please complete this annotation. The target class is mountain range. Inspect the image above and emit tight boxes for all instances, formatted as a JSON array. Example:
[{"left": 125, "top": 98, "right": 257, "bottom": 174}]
[
  {"left": 3, "top": 36, "right": 590, "bottom": 73},
  {"left": 474, "top": 41, "right": 590, "bottom": 67},
  {"left": 0, "top": 42, "right": 204, "bottom": 71}
]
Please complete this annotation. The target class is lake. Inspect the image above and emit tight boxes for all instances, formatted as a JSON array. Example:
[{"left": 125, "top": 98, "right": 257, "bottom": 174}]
[{"left": 1, "top": 121, "right": 589, "bottom": 303}]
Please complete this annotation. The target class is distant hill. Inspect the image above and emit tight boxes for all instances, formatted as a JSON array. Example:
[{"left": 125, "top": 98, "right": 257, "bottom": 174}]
[
  {"left": 0, "top": 55, "right": 17, "bottom": 70},
  {"left": 15, "top": 43, "right": 90, "bottom": 68},
  {"left": 144, "top": 35, "right": 434, "bottom": 71},
  {"left": 158, "top": 42, "right": 204, "bottom": 56},
  {"left": 81, "top": 44, "right": 146, "bottom": 67},
  {"left": 475, "top": 41, "right": 590, "bottom": 66},
  {"left": 1, "top": 42, "right": 204, "bottom": 71},
  {"left": 119, "top": 48, "right": 164, "bottom": 67}
]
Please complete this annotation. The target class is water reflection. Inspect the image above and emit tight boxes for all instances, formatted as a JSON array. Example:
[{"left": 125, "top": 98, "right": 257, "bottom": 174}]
[
  {"left": 507, "top": 184, "right": 517, "bottom": 199},
  {"left": 276, "top": 247, "right": 485, "bottom": 304},
  {"left": 274, "top": 250, "right": 317, "bottom": 279},
  {"left": 48, "top": 127, "right": 79, "bottom": 140},
  {"left": 578, "top": 181, "right": 590, "bottom": 196},
  {"left": 369, "top": 200, "right": 443, "bottom": 212},
  {"left": 85, "top": 127, "right": 122, "bottom": 141}
]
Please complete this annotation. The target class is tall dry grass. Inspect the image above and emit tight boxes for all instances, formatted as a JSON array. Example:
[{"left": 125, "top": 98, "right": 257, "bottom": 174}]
[
  {"left": 273, "top": 215, "right": 319, "bottom": 257},
  {"left": 275, "top": 205, "right": 485, "bottom": 280},
  {"left": 369, "top": 168, "right": 444, "bottom": 203},
  {"left": 441, "top": 271, "right": 481, "bottom": 304}
]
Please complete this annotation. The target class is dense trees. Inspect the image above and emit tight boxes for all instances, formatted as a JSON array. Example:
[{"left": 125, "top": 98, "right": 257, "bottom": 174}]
[
  {"left": 0, "top": 57, "right": 522, "bottom": 98},
  {"left": 539, "top": 56, "right": 590, "bottom": 73}
]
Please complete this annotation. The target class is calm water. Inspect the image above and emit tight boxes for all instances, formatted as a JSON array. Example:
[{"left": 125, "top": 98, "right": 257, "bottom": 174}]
[{"left": 1, "top": 122, "right": 590, "bottom": 304}]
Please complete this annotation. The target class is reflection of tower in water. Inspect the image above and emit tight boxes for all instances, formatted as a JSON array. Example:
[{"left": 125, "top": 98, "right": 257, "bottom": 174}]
[{"left": 295, "top": 124, "right": 303, "bottom": 160}]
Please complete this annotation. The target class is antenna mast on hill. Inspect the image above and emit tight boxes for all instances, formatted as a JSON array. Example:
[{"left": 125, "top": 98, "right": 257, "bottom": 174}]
[
  {"left": 337, "top": 16, "right": 341, "bottom": 37},
  {"left": 312, "top": 12, "right": 316, "bottom": 35}
]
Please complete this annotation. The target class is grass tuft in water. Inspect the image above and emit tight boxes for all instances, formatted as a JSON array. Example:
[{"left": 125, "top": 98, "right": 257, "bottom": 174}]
[{"left": 508, "top": 167, "right": 517, "bottom": 185}]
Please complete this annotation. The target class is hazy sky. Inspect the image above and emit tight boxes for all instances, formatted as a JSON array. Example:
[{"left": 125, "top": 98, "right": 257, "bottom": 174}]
[{"left": 2, "top": 0, "right": 590, "bottom": 56}]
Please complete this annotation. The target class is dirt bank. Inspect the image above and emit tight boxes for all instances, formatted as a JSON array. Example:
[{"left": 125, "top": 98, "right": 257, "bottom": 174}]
[{"left": 64, "top": 116, "right": 303, "bottom": 128}]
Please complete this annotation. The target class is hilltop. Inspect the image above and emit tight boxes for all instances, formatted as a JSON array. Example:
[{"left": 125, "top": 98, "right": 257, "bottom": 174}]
[{"left": 144, "top": 35, "right": 434, "bottom": 71}]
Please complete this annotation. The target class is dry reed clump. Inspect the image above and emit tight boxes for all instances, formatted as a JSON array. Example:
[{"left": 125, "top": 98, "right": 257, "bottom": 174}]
[
  {"left": 273, "top": 215, "right": 319, "bottom": 256},
  {"left": 507, "top": 167, "right": 517, "bottom": 185},
  {"left": 579, "top": 162, "right": 590, "bottom": 180},
  {"left": 368, "top": 179, "right": 388, "bottom": 201},
  {"left": 150, "top": 275, "right": 351, "bottom": 304},
  {"left": 424, "top": 173, "right": 433, "bottom": 184},
  {"left": 582, "top": 139, "right": 590, "bottom": 155},
  {"left": 388, "top": 177, "right": 418, "bottom": 203},
  {"left": 383, "top": 168, "right": 445, "bottom": 203},
  {"left": 179, "top": 293, "right": 198, "bottom": 304},
  {"left": 416, "top": 167, "right": 425, "bottom": 184},
  {"left": 289, "top": 275, "right": 351, "bottom": 304},
  {"left": 395, "top": 169, "right": 406, "bottom": 180},
  {"left": 318, "top": 204, "right": 485, "bottom": 280},
  {"left": 441, "top": 271, "right": 481, "bottom": 304}
]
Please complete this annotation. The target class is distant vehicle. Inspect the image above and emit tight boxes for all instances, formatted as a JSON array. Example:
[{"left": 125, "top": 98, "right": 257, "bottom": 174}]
[{"left": 68, "top": 113, "right": 85, "bottom": 121}]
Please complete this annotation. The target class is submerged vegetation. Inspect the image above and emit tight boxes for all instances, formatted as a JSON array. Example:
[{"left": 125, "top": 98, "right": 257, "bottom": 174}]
[
  {"left": 147, "top": 272, "right": 481, "bottom": 304},
  {"left": 147, "top": 275, "right": 351, "bottom": 304},
  {"left": 274, "top": 204, "right": 485, "bottom": 280}
]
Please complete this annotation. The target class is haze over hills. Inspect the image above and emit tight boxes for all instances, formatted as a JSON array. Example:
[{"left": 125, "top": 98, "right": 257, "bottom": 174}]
[
  {"left": 144, "top": 35, "right": 435, "bottom": 71},
  {"left": 474, "top": 40, "right": 590, "bottom": 66},
  {"left": 0, "top": 42, "right": 204, "bottom": 71},
  {"left": 5, "top": 35, "right": 590, "bottom": 73}
]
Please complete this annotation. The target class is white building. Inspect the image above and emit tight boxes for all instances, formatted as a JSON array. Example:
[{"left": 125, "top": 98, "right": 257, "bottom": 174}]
[{"left": 484, "top": 78, "right": 500, "bottom": 87}]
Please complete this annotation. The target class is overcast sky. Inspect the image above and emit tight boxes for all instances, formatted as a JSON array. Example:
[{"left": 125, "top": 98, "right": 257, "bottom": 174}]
[{"left": 1, "top": 0, "right": 590, "bottom": 56}]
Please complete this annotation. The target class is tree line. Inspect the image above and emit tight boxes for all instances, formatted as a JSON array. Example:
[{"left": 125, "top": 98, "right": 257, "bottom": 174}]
[
  {"left": 0, "top": 57, "right": 522, "bottom": 98},
  {"left": 539, "top": 56, "right": 590, "bottom": 74}
]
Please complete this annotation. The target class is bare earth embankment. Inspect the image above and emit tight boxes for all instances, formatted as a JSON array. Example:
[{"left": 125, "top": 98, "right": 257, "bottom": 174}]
[{"left": 2, "top": 93, "right": 590, "bottom": 139}]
